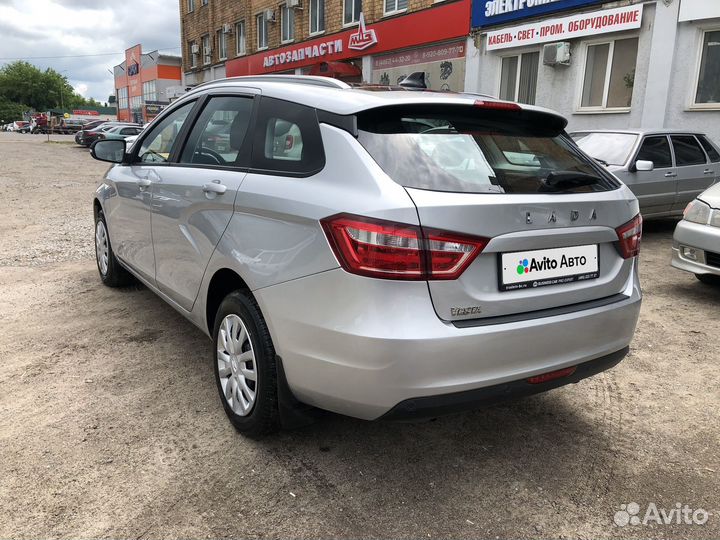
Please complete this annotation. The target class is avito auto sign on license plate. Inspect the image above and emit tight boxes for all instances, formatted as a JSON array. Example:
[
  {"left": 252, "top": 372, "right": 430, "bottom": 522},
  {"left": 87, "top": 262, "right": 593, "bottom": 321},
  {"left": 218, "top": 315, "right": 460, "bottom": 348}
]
[{"left": 500, "top": 244, "right": 599, "bottom": 291}]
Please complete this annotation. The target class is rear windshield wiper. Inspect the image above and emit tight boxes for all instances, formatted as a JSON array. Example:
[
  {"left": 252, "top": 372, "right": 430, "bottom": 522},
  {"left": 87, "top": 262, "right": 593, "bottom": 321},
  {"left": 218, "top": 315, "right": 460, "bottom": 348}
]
[{"left": 541, "top": 171, "right": 601, "bottom": 192}]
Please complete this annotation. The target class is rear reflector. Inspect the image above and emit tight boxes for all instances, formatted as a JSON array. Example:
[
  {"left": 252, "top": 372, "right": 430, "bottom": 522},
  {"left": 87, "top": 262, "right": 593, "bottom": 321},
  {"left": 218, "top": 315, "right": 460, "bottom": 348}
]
[
  {"left": 321, "top": 214, "right": 488, "bottom": 280},
  {"left": 473, "top": 100, "right": 522, "bottom": 111},
  {"left": 527, "top": 366, "right": 577, "bottom": 384},
  {"left": 615, "top": 214, "right": 643, "bottom": 259}
]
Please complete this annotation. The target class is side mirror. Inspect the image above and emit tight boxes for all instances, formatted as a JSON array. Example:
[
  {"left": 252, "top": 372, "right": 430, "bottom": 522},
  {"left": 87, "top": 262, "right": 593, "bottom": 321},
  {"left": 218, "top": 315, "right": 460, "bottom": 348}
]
[
  {"left": 91, "top": 139, "right": 126, "bottom": 164},
  {"left": 635, "top": 159, "right": 654, "bottom": 172}
]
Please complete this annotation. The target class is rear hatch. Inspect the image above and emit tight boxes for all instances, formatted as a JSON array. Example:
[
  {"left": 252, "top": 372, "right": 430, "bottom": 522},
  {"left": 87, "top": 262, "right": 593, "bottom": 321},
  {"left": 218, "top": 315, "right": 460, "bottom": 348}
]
[{"left": 357, "top": 102, "right": 640, "bottom": 322}]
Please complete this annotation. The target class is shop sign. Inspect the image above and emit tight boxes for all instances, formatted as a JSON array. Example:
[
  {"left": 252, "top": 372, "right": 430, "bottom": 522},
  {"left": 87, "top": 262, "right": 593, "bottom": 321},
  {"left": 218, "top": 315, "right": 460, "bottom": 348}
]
[
  {"left": 473, "top": 0, "right": 605, "bottom": 28},
  {"left": 72, "top": 110, "right": 100, "bottom": 116},
  {"left": 262, "top": 12, "right": 379, "bottom": 67},
  {"left": 485, "top": 4, "right": 643, "bottom": 51},
  {"left": 226, "top": 0, "right": 470, "bottom": 76},
  {"left": 144, "top": 104, "right": 164, "bottom": 116},
  {"left": 372, "top": 41, "right": 465, "bottom": 70},
  {"left": 348, "top": 13, "right": 378, "bottom": 51},
  {"left": 263, "top": 38, "right": 344, "bottom": 68}
]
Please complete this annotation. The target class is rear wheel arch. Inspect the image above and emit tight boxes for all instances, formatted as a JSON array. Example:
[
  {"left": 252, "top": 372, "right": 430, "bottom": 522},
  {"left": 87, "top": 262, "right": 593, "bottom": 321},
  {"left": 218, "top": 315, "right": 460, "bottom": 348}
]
[
  {"left": 205, "top": 268, "right": 253, "bottom": 335},
  {"left": 93, "top": 198, "right": 102, "bottom": 220}
]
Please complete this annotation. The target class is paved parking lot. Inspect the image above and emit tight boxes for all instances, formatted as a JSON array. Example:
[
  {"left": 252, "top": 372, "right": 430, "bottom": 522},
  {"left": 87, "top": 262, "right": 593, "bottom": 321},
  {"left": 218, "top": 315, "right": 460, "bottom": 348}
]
[{"left": 0, "top": 132, "right": 718, "bottom": 539}]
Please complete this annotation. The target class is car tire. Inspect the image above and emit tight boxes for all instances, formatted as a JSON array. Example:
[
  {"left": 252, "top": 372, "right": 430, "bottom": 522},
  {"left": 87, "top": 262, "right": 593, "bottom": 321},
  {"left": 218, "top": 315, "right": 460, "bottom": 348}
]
[
  {"left": 213, "top": 291, "right": 280, "bottom": 437},
  {"left": 94, "top": 209, "right": 135, "bottom": 287},
  {"left": 695, "top": 274, "right": 720, "bottom": 286}
]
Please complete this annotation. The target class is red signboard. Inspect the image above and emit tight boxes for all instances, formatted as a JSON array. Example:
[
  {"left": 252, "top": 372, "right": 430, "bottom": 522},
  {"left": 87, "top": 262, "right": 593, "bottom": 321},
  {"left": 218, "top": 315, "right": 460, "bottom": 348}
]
[
  {"left": 73, "top": 110, "right": 100, "bottom": 116},
  {"left": 125, "top": 44, "right": 143, "bottom": 98},
  {"left": 226, "top": 0, "right": 471, "bottom": 76}
]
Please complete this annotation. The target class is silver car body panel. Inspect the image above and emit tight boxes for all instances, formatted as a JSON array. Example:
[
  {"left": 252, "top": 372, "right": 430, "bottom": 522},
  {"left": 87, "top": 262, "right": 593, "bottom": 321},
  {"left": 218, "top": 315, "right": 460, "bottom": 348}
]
[
  {"left": 254, "top": 266, "right": 641, "bottom": 420},
  {"left": 94, "top": 78, "right": 643, "bottom": 420},
  {"left": 671, "top": 183, "right": 720, "bottom": 277}
]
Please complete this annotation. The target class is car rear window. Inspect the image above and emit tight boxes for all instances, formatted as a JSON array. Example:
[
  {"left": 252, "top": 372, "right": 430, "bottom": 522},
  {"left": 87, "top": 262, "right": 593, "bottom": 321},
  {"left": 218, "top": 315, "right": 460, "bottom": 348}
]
[
  {"left": 571, "top": 132, "right": 638, "bottom": 166},
  {"left": 697, "top": 135, "right": 720, "bottom": 163},
  {"left": 357, "top": 105, "right": 619, "bottom": 194}
]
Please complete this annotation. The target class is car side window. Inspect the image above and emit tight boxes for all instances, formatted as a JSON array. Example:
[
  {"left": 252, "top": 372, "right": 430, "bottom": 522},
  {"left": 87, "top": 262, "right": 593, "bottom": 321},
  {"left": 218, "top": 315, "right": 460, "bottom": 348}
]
[
  {"left": 137, "top": 102, "right": 195, "bottom": 163},
  {"left": 179, "top": 96, "right": 254, "bottom": 167},
  {"left": 251, "top": 96, "right": 324, "bottom": 174},
  {"left": 637, "top": 136, "right": 672, "bottom": 169},
  {"left": 671, "top": 135, "right": 707, "bottom": 166},
  {"left": 697, "top": 135, "right": 720, "bottom": 163}
]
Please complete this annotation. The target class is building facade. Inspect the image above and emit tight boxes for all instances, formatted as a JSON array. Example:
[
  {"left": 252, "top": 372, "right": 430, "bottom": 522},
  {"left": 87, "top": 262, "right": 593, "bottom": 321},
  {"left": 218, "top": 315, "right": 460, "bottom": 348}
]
[
  {"left": 465, "top": 0, "right": 720, "bottom": 141},
  {"left": 114, "top": 45, "right": 184, "bottom": 123},
  {"left": 180, "top": 0, "right": 471, "bottom": 90}
]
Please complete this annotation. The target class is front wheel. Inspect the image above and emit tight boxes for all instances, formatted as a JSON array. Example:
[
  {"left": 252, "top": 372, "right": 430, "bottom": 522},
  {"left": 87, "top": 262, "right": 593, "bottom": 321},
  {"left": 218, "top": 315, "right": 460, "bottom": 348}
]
[
  {"left": 94, "top": 210, "right": 134, "bottom": 287},
  {"left": 213, "top": 291, "right": 280, "bottom": 437}
]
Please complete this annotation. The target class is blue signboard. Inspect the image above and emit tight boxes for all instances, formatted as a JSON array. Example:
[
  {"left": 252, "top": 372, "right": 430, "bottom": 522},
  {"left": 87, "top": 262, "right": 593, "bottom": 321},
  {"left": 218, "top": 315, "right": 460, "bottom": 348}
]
[{"left": 473, "top": 0, "right": 606, "bottom": 28}]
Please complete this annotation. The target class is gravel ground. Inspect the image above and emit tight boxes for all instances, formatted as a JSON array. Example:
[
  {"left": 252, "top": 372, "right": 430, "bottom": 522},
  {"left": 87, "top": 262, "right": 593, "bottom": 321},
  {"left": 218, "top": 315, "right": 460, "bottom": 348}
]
[{"left": 0, "top": 131, "right": 718, "bottom": 539}]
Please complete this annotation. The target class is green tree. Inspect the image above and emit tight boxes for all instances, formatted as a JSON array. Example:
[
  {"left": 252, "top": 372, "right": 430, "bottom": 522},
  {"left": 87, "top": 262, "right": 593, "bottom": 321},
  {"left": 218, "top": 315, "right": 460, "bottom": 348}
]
[
  {"left": 0, "top": 98, "right": 28, "bottom": 123},
  {"left": 0, "top": 61, "right": 103, "bottom": 112}
]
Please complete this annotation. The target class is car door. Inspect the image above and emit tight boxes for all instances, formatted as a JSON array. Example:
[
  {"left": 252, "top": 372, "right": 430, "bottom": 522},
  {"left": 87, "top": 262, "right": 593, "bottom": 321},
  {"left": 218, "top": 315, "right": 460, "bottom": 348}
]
[
  {"left": 106, "top": 101, "right": 197, "bottom": 283},
  {"left": 670, "top": 135, "right": 713, "bottom": 212},
  {"left": 628, "top": 135, "right": 675, "bottom": 215},
  {"left": 697, "top": 134, "right": 720, "bottom": 186},
  {"left": 151, "top": 92, "right": 257, "bottom": 311}
]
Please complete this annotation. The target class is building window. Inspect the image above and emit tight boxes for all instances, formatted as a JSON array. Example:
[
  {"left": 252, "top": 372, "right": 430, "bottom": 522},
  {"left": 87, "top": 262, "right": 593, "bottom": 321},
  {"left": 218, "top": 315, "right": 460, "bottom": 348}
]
[
  {"left": 202, "top": 34, "right": 211, "bottom": 65},
  {"left": 309, "top": 0, "right": 325, "bottom": 34},
  {"left": 235, "top": 21, "right": 246, "bottom": 55},
  {"left": 188, "top": 0, "right": 195, "bottom": 12},
  {"left": 580, "top": 37, "right": 638, "bottom": 110},
  {"left": 117, "top": 87, "right": 129, "bottom": 109},
  {"left": 693, "top": 29, "right": 720, "bottom": 107},
  {"left": 189, "top": 40, "right": 198, "bottom": 68},
  {"left": 343, "top": 0, "right": 361, "bottom": 25},
  {"left": 217, "top": 28, "right": 228, "bottom": 60},
  {"left": 384, "top": 0, "right": 407, "bottom": 15},
  {"left": 256, "top": 12, "right": 268, "bottom": 50},
  {"left": 499, "top": 51, "right": 539, "bottom": 105},
  {"left": 142, "top": 80, "right": 157, "bottom": 102},
  {"left": 130, "top": 95, "right": 143, "bottom": 111},
  {"left": 281, "top": 4, "right": 295, "bottom": 43}
]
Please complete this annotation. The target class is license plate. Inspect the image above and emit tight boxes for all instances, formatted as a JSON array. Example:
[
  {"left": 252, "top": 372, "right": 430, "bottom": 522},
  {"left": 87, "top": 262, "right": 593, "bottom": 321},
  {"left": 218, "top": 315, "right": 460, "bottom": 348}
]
[{"left": 499, "top": 244, "right": 599, "bottom": 291}]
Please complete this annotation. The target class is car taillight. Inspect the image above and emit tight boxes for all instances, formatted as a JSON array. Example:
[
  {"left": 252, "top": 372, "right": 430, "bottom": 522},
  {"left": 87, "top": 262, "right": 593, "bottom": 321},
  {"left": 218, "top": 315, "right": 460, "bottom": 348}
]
[
  {"left": 473, "top": 100, "right": 522, "bottom": 111},
  {"left": 321, "top": 214, "right": 488, "bottom": 280},
  {"left": 615, "top": 214, "right": 642, "bottom": 259}
]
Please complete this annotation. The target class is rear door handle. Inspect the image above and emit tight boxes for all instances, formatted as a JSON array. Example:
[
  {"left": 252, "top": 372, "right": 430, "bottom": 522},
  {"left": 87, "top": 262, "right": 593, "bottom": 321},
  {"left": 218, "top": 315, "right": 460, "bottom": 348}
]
[
  {"left": 704, "top": 169, "right": 715, "bottom": 175},
  {"left": 203, "top": 180, "right": 227, "bottom": 194},
  {"left": 664, "top": 172, "right": 677, "bottom": 178}
]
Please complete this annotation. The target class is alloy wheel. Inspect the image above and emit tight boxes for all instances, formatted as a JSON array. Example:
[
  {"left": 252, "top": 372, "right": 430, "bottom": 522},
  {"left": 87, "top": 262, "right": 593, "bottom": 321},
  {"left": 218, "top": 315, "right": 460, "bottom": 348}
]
[{"left": 217, "top": 314, "right": 258, "bottom": 416}]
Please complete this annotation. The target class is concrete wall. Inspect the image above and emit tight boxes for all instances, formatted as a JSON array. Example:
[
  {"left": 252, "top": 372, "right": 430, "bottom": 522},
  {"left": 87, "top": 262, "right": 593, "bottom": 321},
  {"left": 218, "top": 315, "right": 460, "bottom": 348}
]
[{"left": 664, "top": 19, "right": 720, "bottom": 143}]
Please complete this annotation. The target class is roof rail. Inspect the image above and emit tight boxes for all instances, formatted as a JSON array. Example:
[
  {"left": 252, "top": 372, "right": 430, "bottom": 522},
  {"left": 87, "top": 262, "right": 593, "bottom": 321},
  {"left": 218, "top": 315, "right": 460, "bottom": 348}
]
[{"left": 196, "top": 75, "right": 351, "bottom": 90}]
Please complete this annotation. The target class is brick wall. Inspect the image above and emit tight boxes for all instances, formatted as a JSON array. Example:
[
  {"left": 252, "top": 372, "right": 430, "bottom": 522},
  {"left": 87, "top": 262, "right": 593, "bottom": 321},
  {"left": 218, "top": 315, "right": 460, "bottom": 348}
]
[{"left": 180, "top": 0, "right": 442, "bottom": 75}]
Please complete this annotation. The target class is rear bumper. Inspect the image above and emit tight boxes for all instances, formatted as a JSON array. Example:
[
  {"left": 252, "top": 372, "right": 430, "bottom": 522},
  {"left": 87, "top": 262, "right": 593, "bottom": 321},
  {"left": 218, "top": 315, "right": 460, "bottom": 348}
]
[
  {"left": 255, "top": 267, "right": 641, "bottom": 421},
  {"left": 381, "top": 346, "right": 628, "bottom": 421},
  {"left": 671, "top": 220, "right": 720, "bottom": 277}
]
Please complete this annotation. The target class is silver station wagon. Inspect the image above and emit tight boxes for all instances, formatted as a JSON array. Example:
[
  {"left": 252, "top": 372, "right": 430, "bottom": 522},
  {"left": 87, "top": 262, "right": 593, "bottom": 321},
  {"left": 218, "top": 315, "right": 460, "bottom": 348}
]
[
  {"left": 571, "top": 129, "right": 720, "bottom": 219},
  {"left": 91, "top": 76, "right": 642, "bottom": 436}
]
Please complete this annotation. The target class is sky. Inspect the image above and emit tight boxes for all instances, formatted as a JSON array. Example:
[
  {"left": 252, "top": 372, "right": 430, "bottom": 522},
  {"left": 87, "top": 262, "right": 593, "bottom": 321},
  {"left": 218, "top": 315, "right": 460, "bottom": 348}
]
[{"left": 0, "top": 0, "right": 181, "bottom": 103}]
